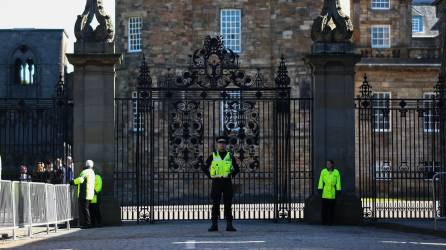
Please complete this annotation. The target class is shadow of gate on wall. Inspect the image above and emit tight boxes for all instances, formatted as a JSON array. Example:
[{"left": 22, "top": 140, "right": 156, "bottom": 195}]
[{"left": 114, "top": 36, "right": 313, "bottom": 222}]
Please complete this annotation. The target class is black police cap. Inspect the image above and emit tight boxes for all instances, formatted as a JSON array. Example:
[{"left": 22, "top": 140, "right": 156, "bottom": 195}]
[{"left": 216, "top": 136, "right": 227, "bottom": 143}]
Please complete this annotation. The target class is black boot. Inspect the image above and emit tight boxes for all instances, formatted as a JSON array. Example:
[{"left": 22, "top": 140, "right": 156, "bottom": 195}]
[
  {"left": 226, "top": 221, "right": 236, "bottom": 232},
  {"left": 208, "top": 221, "right": 218, "bottom": 232}
]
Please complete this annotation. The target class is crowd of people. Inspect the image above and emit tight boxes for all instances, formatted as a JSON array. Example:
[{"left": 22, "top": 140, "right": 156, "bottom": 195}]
[
  {"left": 18, "top": 156, "right": 74, "bottom": 184},
  {"left": 16, "top": 157, "right": 103, "bottom": 228}
]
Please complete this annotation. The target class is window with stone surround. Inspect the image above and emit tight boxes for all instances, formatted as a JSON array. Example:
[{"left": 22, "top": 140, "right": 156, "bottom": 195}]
[
  {"left": 220, "top": 9, "right": 241, "bottom": 53},
  {"left": 132, "top": 91, "right": 144, "bottom": 132},
  {"left": 423, "top": 92, "right": 439, "bottom": 133},
  {"left": 372, "top": 92, "right": 391, "bottom": 132},
  {"left": 371, "top": 25, "right": 391, "bottom": 48},
  {"left": 128, "top": 17, "right": 142, "bottom": 53},
  {"left": 12, "top": 45, "right": 36, "bottom": 85},
  {"left": 371, "top": 0, "right": 390, "bottom": 9},
  {"left": 412, "top": 16, "right": 424, "bottom": 33}
]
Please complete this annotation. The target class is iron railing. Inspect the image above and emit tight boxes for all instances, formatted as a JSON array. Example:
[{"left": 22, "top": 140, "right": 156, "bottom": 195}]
[
  {"left": 115, "top": 97, "right": 313, "bottom": 221},
  {"left": 356, "top": 76, "right": 443, "bottom": 219},
  {"left": 0, "top": 97, "right": 72, "bottom": 180},
  {"left": 114, "top": 36, "right": 313, "bottom": 222}
]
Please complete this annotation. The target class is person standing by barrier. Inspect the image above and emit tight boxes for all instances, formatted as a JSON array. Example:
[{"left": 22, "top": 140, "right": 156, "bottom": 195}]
[
  {"left": 45, "top": 160, "right": 57, "bottom": 184},
  {"left": 54, "top": 158, "right": 66, "bottom": 184},
  {"left": 89, "top": 173, "right": 102, "bottom": 227},
  {"left": 18, "top": 165, "right": 31, "bottom": 182},
  {"left": 318, "top": 160, "right": 341, "bottom": 225},
  {"left": 66, "top": 156, "right": 74, "bottom": 183},
  {"left": 202, "top": 136, "right": 240, "bottom": 232},
  {"left": 32, "top": 162, "right": 47, "bottom": 183},
  {"left": 70, "top": 160, "right": 95, "bottom": 229}
]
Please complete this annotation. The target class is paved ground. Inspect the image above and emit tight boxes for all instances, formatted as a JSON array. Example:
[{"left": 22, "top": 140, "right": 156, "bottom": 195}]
[
  {"left": 1, "top": 221, "right": 446, "bottom": 249},
  {"left": 379, "top": 219, "right": 446, "bottom": 231}
]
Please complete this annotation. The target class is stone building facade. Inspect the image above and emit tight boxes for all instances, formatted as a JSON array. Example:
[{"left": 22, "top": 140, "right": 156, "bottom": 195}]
[
  {"left": 115, "top": 0, "right": 325, "bottom": 98},
  {"left": 115, "top": 0, "right": 440, "bottom": 99},
  {"left": 0, "top": 29, "right": 69, "bottom": 98},
  {"left": 353, "top": 0, "right": 440, "bottom": 96},
  {"left": 352, "top": 0, "right": 441, "bottom": 198}
]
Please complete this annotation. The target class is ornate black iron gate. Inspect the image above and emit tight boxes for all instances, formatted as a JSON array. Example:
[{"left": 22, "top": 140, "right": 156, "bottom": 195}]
[
  {"left": 356, "top": 75, "right": 444, "bottom": 219},
  {"left": 115, "top": 37, "right": 313, "bottom": 222}
]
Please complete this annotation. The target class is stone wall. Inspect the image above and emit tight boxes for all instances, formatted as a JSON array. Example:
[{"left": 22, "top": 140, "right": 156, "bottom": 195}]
[
  {"left": 355, "top": 66, "right": 439, "bottom": 96},
  {"left": 115, "top": 0, "right": 322, "bottom": 98},
  {"left": 352, "top": 0, "right": 411, "bottom": 48}
]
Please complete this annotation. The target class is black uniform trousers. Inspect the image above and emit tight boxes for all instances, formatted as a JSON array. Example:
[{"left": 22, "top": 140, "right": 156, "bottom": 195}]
[
  {"left": 321, "top": 198, "right": 336, "bottom": 225},
  {"left": 79, "top": 198, "right": 91, "bottom": 226},
  {"left": 211, "top": 178, "right": 233, "bottom": 222},
  {"left": 89, "top": 202, "right": 102, "bottom": 226}
]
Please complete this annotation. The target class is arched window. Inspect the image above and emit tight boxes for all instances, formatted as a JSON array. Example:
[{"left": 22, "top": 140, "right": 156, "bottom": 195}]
[{"left": 11, "top": 45, "right": 36, "bottom": 85}]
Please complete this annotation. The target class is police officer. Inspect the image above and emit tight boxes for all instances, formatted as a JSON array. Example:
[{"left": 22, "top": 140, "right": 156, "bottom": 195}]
[
  {"left": 202, "top": 136, "right": 240, "bottom": 232},
  {"left": 318, "top": 160, "right": 341, "bottom": 225},
  {"left": 89, "top": 173, "right": 102, "bottom": 227},
  {"left": 71, "top": 160, "right": 95, "bottom": 229}
]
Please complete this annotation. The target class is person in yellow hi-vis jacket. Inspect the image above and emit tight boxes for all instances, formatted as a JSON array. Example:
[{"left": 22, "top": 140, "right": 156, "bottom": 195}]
[
  {"left": 70, "top": 160, "right": 95, "bottom": 229},
  {"left": 318, "top": 160, "right": 341, "bottom": 225},
  {"left": 202, "top": 136, "right": 240, "bottom": 232},
  {"left": 89, "top": 173, "right": 102, "bottom": 227}
]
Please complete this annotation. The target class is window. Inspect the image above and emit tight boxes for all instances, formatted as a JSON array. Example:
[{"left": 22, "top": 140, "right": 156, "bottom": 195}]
[
  {"left": 221, "top": 91, "right": 241, "bottom": 132},
  {"left": 132, "top": 91, "right": 144, "bottom": 132},
  {"left": 128, "top": 17, "right": 143, "bottom": 53},
  {"left": 220, "top": 9, "right": 241, "bottom": 53},
  {"left": 423, "top": 92, "right": 439, "bottom": 133},
  {"left": 371, "top": 26, "right": 391, "bottom": 48},
  {"left": 375, "top": 161, "right": 392, "bottom": 181},
  {"left": 371, "top": 0, "right": 390, "bottom": 9},
  {"left": 12, "top": 45, "right": 36, "bottom": 85},
  {"left": 372, "top": 92, "right": 391, "bottom": 132},
  {"left": 412, "top": 16, "right": 424, "bottom": 33}
]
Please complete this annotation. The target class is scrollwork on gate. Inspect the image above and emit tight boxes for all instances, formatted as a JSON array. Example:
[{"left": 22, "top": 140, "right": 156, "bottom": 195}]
[
  {"left": 134, "top": 36, "right": 294, "bottom": 174},
  {"left": 175, "top": 36, "right": 253, "bottom": 89},
  {"left": 168, "top": 100, "right": 204, "bottom": 171},
  {"left": 224, "top": 100, "right": 260, "bottom": 171}
]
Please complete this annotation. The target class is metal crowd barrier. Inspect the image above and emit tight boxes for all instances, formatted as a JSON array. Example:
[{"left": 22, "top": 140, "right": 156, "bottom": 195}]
[{"left": 0, "top": 180, "right": 78, "bottom": 239}]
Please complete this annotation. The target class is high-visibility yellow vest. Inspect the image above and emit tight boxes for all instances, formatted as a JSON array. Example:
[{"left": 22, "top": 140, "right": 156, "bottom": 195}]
[
  {"left": 91, "top": 175, "right": 103, "bottom": 204},
  {"left": 73, "top": 168, "right": 95, "bottom": 200},
  {"left": 318, "top": 168, "right": 341, "bottom": 199},
  {"left": 210, "top": 152, "right": 233, "bottom": 178}
]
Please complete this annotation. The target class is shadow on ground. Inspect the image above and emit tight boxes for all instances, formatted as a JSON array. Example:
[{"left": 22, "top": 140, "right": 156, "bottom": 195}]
[{"left": 2, "top": 220, "right": 446, "bottom": 249}]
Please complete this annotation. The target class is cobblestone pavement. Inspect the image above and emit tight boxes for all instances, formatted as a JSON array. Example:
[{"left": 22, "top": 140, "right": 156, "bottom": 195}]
[{"left": 1, "top": 221, "right": 446, "bottom": 249}]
